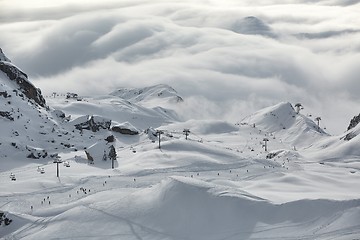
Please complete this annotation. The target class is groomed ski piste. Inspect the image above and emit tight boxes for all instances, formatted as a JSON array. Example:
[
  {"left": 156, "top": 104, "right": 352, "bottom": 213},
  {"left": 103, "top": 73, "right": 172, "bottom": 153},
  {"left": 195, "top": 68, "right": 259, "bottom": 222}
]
[{"left": 1, "top": 51, "right": 360, "bottom": 239}]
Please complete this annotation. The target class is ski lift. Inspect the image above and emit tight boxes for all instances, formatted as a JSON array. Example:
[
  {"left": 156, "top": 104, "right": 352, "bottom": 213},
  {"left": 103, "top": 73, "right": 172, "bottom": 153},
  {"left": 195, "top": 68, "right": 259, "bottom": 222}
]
[{"left": 53, "top": 159, "right": 62, "bottom": 163}]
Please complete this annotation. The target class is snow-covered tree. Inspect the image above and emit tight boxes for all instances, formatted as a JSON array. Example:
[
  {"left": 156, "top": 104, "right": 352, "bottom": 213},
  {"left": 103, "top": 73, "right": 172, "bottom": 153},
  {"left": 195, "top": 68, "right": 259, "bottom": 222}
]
[
  {"left": 109, "top": 145, "right": 117, "bottom": 161},
  {"left": 109, "top": 145, "right": 117, "bottom": 169}
]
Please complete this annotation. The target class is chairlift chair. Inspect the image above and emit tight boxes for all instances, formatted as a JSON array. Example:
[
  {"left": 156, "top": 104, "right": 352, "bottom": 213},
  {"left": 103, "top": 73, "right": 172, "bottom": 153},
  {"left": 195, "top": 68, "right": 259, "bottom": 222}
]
[{"left": 63, "top": 161, "right": 70, "bottom": 167}]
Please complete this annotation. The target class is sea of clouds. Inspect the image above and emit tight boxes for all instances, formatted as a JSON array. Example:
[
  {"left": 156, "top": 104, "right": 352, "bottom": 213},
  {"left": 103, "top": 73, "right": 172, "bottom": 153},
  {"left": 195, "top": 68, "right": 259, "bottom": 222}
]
[{"left": 0, "top": 0, "right": 359, "bottom": 134}]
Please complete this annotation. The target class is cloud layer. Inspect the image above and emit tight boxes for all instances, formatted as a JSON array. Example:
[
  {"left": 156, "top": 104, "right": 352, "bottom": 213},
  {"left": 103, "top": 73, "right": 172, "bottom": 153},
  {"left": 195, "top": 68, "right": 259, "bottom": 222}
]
[{"left": 0, "top": 0, "right": 359, "bottom": 134}]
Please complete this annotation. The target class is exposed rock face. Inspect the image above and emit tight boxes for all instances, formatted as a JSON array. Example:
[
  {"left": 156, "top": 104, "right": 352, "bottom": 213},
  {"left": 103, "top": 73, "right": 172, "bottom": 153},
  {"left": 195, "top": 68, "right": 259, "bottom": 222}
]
[
  {"left": 26, "top": 146, "right": 48, "bottom": 159},
  {"left": 0, "top": 49, "right": 46, "bottom": 107},
  {"left": 105, "top": 135, "right": 115, "bottom": 142},
  {"left": 344, "top": 114, "right": 360, "bottom": 141},
  {"left": 347, "top": 114, "right": 360, "bottom": 131},
  {"left": 0, "top": 111, "right": 14, "bottom": 121},
  {"left": 0, "top": 91, "right": 10, "bottom": 98},
  {"left": 111, "top": 122, "right": 139, "bottom": 135},
  {"left": 74, "top": 115, "right": 111, "bottom": 132},
  {"left": 112, "top": 126, "right": 138, "bottom": 135},
  {"left": 85, "top": 151, "right": 94, "bottom": 162}
]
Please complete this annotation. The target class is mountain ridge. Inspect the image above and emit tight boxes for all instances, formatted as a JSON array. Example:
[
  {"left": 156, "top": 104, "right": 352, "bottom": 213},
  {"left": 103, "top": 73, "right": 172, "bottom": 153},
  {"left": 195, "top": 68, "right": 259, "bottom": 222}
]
[{"left": 241, "top": 102, "right": 329, "bottom": 148}]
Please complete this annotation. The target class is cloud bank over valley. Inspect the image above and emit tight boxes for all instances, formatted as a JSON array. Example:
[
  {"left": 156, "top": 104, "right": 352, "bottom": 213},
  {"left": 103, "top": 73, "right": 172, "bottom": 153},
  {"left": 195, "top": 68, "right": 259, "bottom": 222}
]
[{"left": 0, "top": 0, "right": 359, "bottom": 134}]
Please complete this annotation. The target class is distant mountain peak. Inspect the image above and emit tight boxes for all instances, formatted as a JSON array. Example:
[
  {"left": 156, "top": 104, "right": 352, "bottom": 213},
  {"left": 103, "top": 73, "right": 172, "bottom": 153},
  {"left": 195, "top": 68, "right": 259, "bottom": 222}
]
[
  {"left": 242, "top": 102, "right": 296, "bottom": 130},
  {"left": 232, "top": 16, "right": 275, "bottom": 38},
  {"left": 241, "top": 102, "right": 328, "bottom": 146},
  {"left": 110, "top": 84, "right": 183, "bottom": 104}
]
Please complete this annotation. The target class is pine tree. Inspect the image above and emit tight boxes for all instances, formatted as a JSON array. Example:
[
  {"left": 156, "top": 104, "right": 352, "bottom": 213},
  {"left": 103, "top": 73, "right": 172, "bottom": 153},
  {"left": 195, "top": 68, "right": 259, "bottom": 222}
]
[
  {"left": 108, "top": 145, "right": 117, "bottom": 169},
  {"left": 109, "top": 145, "right": 117, "bottom": 161}
]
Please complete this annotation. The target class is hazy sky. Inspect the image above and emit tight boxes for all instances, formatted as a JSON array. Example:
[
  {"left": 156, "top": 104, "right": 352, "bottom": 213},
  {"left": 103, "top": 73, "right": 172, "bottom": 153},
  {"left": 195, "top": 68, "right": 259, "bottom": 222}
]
[{"left": 0, "top": 0, "right": 359, "bottom": 134}]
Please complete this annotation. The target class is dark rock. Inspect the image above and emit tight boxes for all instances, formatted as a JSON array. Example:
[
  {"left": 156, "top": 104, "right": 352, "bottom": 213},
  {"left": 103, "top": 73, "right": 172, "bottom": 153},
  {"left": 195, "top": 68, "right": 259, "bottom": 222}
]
[
  {"left": 111, "top": 126, "right": 139, "bottom": 135},
  {"left": 0, "top": 61, "right": 46, "bottom": 107},
  {"left": 0, "top": 91, "right": 9, "bottom": 98},
  {"left": 0, "top": 111, "right": 14, "bottom": 121},
  {"left": 74, "top": 116, "right": 111, "bottom": 132},
  {"left": 344, "top": 113, "right": 360, "bottom": 141},
  {"left": 27, "top": 153, "right": 38, "bottom": 159},
  {"left": 347, "top": 114, "right": 360, "bottom": 131},
  {"left": 26, "top": 146, "right": 48, "bottom": 159},
  {"left": 105, "top": 135, "right": 115, "bottom": 142}
]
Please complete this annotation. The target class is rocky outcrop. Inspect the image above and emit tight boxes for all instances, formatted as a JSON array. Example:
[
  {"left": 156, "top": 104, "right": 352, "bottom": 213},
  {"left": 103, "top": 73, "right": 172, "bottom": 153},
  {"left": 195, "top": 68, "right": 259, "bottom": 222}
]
[
  {"left": 347, "top": 114, "right": 360, "bottom": 131},
  {"left": 0, "top": 111, "right": 14, "bottom": 121},
  {"left": 26, "top": 146, "right": 48, "bottom": 159},
  {"left": 112, "top": 126, "right": 138, "bottom": 135},
  {"left": 74, "top": 115, "right": 111, "bottom": 132},
  {"left": 111, "top": 122, "right": 139, "bottom": 135},
  {"left": 105, "top": 135, "right": 115, "bottom": 142},
  {"left": 0, "top": 91, "right": 10, "bottom": 98},
  {"left": 344, "top": 114, "right": 360, "bottom": 141},
  {"left": 0, "top": 49, "right": 46, "bottom": 107},
  {"left": 0, "top": 48, "right": 11, "bottom": 62}
]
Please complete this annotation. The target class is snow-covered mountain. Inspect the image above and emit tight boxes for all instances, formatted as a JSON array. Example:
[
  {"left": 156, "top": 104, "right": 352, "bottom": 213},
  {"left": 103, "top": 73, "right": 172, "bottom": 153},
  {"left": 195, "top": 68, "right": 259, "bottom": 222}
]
[
  {"left": 241, "top": 102, "right": 328, "bottom": 148},
  {"left": 47, "top": 86, "right": 181, "bottom": 130},
  {"left": 0, "top": 49, "right": 58, "bottom": 160},
  {"left": 305, "top": 116, "right": 360, "bottom": 160},
  {"left": 1, "top": 49, "right": 359, "bottom": 240},
  {"left": 110, "top": 84, "right": 183, "bottom": 105}
]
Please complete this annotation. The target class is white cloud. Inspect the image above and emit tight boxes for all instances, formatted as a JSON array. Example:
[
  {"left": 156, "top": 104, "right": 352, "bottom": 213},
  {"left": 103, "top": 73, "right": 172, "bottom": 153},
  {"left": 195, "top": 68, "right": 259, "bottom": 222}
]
[{"left": 0, "top": 0, "right": 359, "bottom": 134}]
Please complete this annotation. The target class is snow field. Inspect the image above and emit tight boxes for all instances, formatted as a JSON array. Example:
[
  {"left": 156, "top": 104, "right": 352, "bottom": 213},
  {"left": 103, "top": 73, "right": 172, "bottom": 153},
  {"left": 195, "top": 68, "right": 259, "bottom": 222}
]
[{"left": 1, "top": 81, "right": 359, "bottom": 239}]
